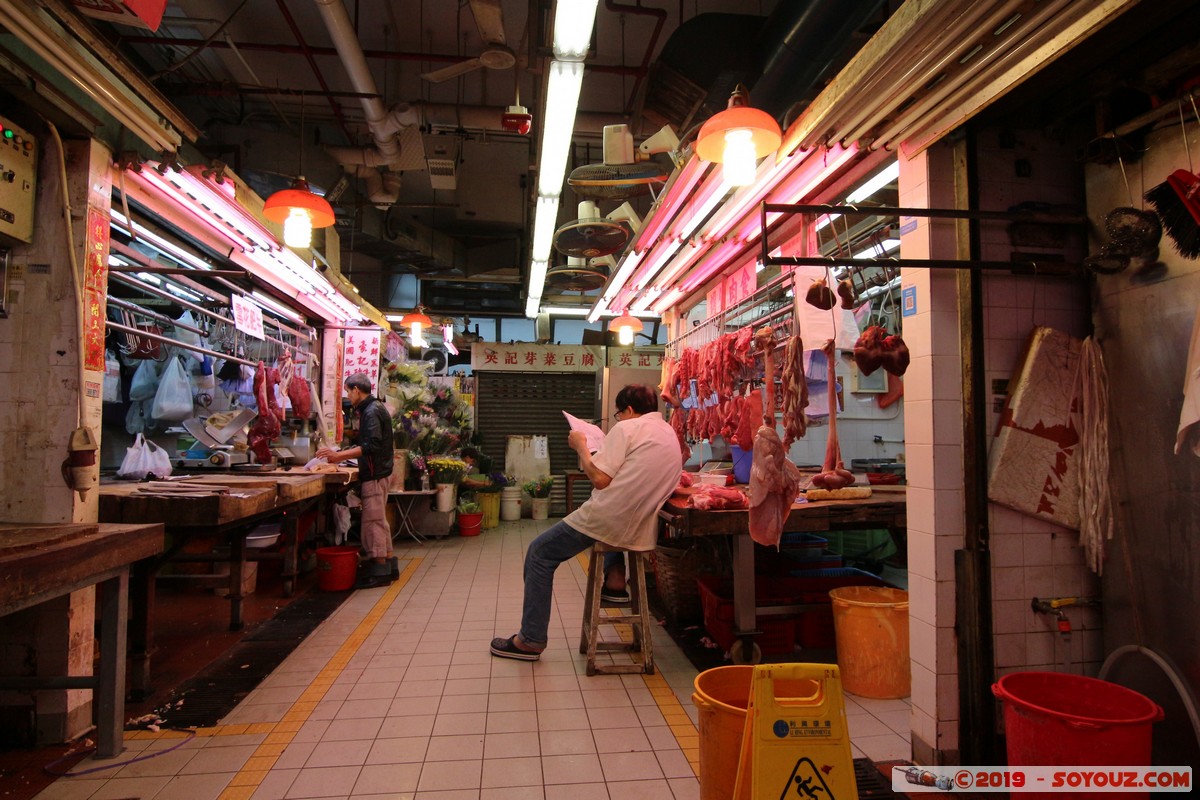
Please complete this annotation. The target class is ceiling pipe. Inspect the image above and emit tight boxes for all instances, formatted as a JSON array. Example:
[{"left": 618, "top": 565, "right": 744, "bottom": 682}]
[
  {"left": 312, "top": 0, "right": 407, "bottom": 204},
  {"left": 275, "top": 0, "right": 353, "bottom": 142},
  {"left": 603, "top": 1, "right": 667, "bottom": 117}
]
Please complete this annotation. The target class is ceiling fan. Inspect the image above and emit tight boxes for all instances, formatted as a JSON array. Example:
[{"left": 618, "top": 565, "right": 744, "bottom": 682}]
[{"left": 421, "top": 0, "right": 516, "bottom": 83}]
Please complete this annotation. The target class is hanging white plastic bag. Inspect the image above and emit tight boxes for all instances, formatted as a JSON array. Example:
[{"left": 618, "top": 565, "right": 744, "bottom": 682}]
[
  {"left": 173, "top": 310, "right": 204, "bottom": 362},
  {"left": 103, "top": 350, "right": 122, "bottom": 403},
  {"left": 117, "top": 433, "right": 173, "bottom": 479},
  {"left": 332, "top": 502, "right": 351, "bottom": 545},
  {"left": 125, "top": 399, "right": 149, "bottom": 435},
  {"left": 151, "top": 356, "right": 195, "bottom": 421},
  {"left": 129, "top": 359, "right": 160, "bottom": 402}
]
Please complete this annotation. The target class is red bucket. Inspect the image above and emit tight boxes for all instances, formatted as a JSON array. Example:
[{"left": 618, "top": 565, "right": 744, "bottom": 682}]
[
  {"left": 993, "top": 672, "right": 1163, "bottom": 799},
  {"left": 315, "top": 546, "right": 360, "bottom": 591}
]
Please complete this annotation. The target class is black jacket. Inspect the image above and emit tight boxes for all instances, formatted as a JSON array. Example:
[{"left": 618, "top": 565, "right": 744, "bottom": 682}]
[{"left": 354, "top": 395, "right": 394, "bottom": 481}]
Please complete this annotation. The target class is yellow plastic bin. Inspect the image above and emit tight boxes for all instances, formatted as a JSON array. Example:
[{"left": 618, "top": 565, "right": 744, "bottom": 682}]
[
  {"left": 830, "top": 585, "right": 910, "bottom": 698},
  {"left": 478, "top": 491, "right": 500, "bottom": 529},
  {"left": 692, "top": 666, "right": 754, "bottom": 800}
]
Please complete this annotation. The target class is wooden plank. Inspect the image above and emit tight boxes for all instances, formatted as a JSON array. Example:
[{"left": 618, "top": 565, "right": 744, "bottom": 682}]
[
  {"left": 0, "top": 523, "right": 100, "bottom": 554},
  {"left": 0, "top": 523, "right": 163, "bottom": 614},
  {"left": 661, "top": 495, "right": 906, "bottom": 538},
  {"left": 178, "top": 473, "right": 324, "bottom": 503},
  {"left": 98, "top": 482, "right": 275, "bottom": 526}
]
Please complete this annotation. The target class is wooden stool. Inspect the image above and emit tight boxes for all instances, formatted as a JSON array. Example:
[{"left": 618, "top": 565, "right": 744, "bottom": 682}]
[{"left": 578, "top": 541, "right": 654, "bottom": 676}]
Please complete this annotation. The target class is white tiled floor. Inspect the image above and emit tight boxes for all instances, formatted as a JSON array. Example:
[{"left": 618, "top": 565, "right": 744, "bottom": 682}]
[{"left": 36, "top": 517, "right": 912, "bottom": 800}]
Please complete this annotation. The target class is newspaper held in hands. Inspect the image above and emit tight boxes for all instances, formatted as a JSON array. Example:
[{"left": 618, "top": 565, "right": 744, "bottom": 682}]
[{"left": 563, "top": 411, "right": 606, "bottom": 454}]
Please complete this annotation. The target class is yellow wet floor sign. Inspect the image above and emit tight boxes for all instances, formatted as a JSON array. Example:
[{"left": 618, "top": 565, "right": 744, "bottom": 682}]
[{"left": 733, "top": 663, "right": 859, "bottom": 800}]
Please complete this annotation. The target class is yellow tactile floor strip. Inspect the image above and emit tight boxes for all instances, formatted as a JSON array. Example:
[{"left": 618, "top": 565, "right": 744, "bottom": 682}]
[
  {"left": 574, "top": 550, "right": 701, "bottom": 775},
  {"left": 198, "top": 556, "right": 422, "bottom": 800}
]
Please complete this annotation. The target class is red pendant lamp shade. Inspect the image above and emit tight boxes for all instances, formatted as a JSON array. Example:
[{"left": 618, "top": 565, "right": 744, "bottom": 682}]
[
  {"left": 263, "top": 177, "right": 335, "bottom": 247},
  {"left": 609, "top": 312, "right": 643, "bottom": 345},
  {"left": 400, "top": 309, "right": 433, "bottom": 329},
  {"left": 696, "top": 85, "right": 781, "bottom": 186}
]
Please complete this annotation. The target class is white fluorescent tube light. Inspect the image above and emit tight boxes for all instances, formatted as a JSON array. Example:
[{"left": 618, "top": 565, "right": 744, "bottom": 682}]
[
  {"left": 851, "top": 238, "right": 901, "bottom": 259},
  {"left": 525, "top": 295, "right": 542, "bottom": 318},
  {"left": 531, "top": 197, "right": 561, "bottom": 262},
  {"left": 135, "top": 271, "right": 162, "bottom": 285},
  {"left": 846, "top": 161, "right": 899, "bottom": 203},
  {"left": 553, "top": 0, "right": 600, "bottom": 60},
  {"left": 537, "top": 60, "right": 585, "bottom": 197},
  {"left": 0, "top": 5, "right": 182, "bottom": 152},
  {"left": 251, "top": 290, "right": 306, "bottom": 324}
]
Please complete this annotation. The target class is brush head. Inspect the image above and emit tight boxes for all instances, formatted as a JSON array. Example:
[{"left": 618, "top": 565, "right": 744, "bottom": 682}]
[{"left": 1146, "top": 170, "right": 1200, "bottom": 259}]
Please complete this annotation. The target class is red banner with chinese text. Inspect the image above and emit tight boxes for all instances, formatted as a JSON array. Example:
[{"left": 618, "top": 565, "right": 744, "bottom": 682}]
[{"left": 83, "top": 206, "right": 110, "bottom": 372}]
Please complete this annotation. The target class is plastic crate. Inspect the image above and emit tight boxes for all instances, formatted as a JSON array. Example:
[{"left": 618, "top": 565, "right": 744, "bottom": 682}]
[
  {"left": 787, "top": 567, "right": 887, "bottom": 649},
  {"left": 696, "top": 575, "right": 796, "bottom": 656}
]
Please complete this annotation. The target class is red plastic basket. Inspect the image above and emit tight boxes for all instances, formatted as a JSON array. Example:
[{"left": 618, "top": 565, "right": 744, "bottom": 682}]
[{"left": 696, "top": 575, "right": 796, "bottom": 656}]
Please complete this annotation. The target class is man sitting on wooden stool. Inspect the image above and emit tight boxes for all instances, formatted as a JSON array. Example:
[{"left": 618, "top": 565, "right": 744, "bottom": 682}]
[{"left": 490, "top": 384, "right": 682, "bottom": 661}]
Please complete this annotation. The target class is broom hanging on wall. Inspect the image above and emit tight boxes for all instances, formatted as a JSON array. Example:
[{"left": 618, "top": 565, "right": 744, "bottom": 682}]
[{"left": 1145, "top": 96, "right": 1200, "bottom": 258}]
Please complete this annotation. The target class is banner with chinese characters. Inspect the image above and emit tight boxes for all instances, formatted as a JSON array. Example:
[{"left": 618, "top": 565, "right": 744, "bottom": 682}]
[
  {"left": 605, "top": 348, "right": 666, "bottom": 370},
  {"left": 722, "top": 259, "right": 756, "bottom": 311},
  {"left": 82, "top": 206, "right": 110, "bottom": 372},
  {"left": 342, "top": 329, "right": 382, "bottom": 394},
  {"left": 230, "top": 294, "right": 265, "bottom": 339},
  {"left": 472, "top": 343, "right": 604, "bottom": 372}
]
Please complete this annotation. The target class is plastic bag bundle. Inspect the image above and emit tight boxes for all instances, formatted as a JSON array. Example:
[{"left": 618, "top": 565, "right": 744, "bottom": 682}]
[
  {"left": 151, "top": 356, "right": 195, "bottom": 421},
  {"left": 117, "top": 433, "right": 173, "bottom": 479}
]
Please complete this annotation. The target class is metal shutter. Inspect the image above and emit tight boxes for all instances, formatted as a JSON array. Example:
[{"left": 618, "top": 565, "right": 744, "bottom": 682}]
[{"left": 476, "top": 371, "right": 599, "bottom": 512}]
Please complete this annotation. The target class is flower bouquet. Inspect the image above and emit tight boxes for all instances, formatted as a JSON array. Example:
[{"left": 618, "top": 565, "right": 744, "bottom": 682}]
[
  {"left": 522, "top": 475, "right": 554, "bottom": 498},
  {"left": 476, "top": 471, "right": 515, "bottom": 493},
  {"left": 427, "top": 457, "right": 468, "bottom": 485}
]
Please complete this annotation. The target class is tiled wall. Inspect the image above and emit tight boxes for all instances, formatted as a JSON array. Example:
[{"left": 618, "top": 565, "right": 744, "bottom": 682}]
[
  {"left": 898, "top": 141, "right": 965, "bottom": 762},
  {"left": 973, "top": 127, "right": 1099, "bottom": 683}
]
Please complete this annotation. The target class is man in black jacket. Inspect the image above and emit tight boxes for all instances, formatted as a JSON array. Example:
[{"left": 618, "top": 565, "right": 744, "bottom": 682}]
[{"left": 316, "top": 372, "right": 395, "bottom": 588}]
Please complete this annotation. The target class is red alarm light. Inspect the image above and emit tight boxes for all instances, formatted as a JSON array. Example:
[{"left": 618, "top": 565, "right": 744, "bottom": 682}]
[{"left": 501, "top": 105, "right": 533, "bottom": 136}]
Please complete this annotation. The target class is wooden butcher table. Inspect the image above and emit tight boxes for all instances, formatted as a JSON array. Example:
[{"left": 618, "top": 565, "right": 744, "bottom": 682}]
[
  {"left": 658, "top": 487, "right": 907, "bottom": 663},
  {"left": 0, "top": 522, "right": 163, "bottom": 758},
  {"left": 98, "top": 471, "right": 325, "bottom": 697}
]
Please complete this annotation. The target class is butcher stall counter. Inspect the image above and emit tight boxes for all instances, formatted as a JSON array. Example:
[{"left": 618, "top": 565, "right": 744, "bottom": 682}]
[
  {"left": 0, "top": 522, "right": 163, "bottom": 757},
  {"left": 98, "top": 471, "right": 326, "bottom": 696},
  {"left": 658, "top": 486, "right": 906, "bottom": 663}
]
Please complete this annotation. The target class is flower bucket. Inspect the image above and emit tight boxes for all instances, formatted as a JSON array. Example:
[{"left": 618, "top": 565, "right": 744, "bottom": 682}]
[
  {"left": 458, "top": 511, "right": 484, "bottom": 536},
  {"left": 435, "top": 483, "right": 456, "bottom": 512},
  {"left": 531, "top": 496, "right": 550, "bottom": 520},
  {"left": 388, "top": 449, "right": 410, "bottom": 492},
  {"left": 500, "top": 486, "right": 522, "bottom": 521},
  {"left": 479, "top": 492, "right": 501, "bottom": 528}
]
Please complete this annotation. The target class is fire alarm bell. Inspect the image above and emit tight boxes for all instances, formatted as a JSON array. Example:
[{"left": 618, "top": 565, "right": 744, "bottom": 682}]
[{"left": 502, "top": 105, "right": 532, "bottom": 136}]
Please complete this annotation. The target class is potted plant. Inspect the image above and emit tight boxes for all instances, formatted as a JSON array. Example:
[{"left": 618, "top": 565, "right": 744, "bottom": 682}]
[
  {"left": 427, "top": 457, "right": 468, "bottom": 511},
  {"left": 522, "top": 475, "right": 555, "bottom": 521},
  {"left": 474, "top": 472, "right": 511, "bottom": 528},
  {"left": 456, "top": 498, "right": 484, "bottom": 536}
]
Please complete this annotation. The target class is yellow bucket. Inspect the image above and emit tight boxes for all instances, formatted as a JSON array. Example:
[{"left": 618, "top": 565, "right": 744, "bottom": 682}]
[
  {"left": 830, "top": 585, "right": 910, "bottom": 698},
  {"left": 478, "top": 491, "right": 500, "bottom": 528},
  {"left": 692, "top": 666, "right": 754, "bottom": 800}
]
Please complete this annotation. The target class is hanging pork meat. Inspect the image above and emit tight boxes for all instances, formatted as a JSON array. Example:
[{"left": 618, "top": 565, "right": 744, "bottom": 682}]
[
  {"left": 811, "top": 340, "right": 855, "bottom": 490},
  {"left": 248, "top": 361, "right": 283, "bottom": 463},
  {"left": 748, "top": 326, "right": 802, "bottom": 548},
  {"left": 806, "top": 278, "right": 836, "bottom": 310},
  {"left": 854, "top": 325, "right": 911, "bottom": 377},
  {"left": 780, "top": 333, "right": 808, "bottom": 448}
]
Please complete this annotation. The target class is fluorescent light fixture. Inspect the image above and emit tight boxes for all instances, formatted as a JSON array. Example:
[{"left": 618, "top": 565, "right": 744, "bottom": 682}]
[
  {"left": 525, "top": 295, "right": 542, "bottom": 318},
  {"left": 537, "top": 60, "right": 585, "bottom": 197},
  {"left": 846, "top": 161, "right": 899, "bottom": 203},
  {"left": 650, "top": 287, "right": 684, "bottom": 315},
  {"left": 851, "top": 238, "right": 900, "bottom": 259},
  {"left": 165, "top": 282, "right": 202, "bottom": 302},
  {"left": 0, "top": 4, "right": 183, "bottom": 152},
  {"left": 135, "top": 271, "right": 162, "bottom": 285},
  {"left": 552, "top": 0, "right": 600, "bottom": 60},
  {"left": 251, "top": 290, "right": 305, "bottom": 324},
  {"left": 632, "top": 156, "right": 708, "bottom": 251},
  {"left": 531, "top": 197, "right": 560, "bottom": 261},
  {"left": 110, "top": 208, "right": 214, "bottom": 273},
  {"left": 442, "top": 324, "right": 459, "bottom": 356}
]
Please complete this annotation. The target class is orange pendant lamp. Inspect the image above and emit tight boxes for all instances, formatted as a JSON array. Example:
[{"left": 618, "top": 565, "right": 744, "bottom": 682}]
[
  {"left": 400, "top": 307, "right": 434, "bottom": 347},
  {"left": 696, "top": 84, "right": 781, "bottom": 187},
  {"left": 609, "top": 312, "right": 643, "bottom": 346},
  {"left": 264, "top": 177, "right": 335, "bottom": 249}
]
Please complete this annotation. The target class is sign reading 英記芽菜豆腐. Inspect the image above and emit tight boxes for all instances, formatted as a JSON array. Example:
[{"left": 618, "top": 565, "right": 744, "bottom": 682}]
[{"left": 471, "top": 343, "right": 609, "bottom": 372}]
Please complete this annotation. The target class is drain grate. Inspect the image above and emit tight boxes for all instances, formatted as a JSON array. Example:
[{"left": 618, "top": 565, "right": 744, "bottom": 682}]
[
  {"left": 141, "top": 590, "right": 351, "bottom": 729},
  {"left": 855, "top": 758, "right": 900, "bottom": 798}
]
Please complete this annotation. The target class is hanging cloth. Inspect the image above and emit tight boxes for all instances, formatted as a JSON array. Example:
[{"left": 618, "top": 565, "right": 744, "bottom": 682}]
[{"left": 1175, "top": 306, "right": 1200, "bottom": 455}]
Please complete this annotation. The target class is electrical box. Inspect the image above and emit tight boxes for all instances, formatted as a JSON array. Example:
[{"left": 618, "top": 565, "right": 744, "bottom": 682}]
[{"left": 0, "top": 115, "right": 37, "bottom": 245}]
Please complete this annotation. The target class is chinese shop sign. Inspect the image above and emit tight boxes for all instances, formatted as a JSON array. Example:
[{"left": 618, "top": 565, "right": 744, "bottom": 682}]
[
  {"left": 343, "top": 329, "right": 382, "bottom": 394},
  {"left": 82, "top": 207, "right": 110, "bottom": 372},
  {"left": 471, "top": 343, "right": 606, "bottom": 372}
]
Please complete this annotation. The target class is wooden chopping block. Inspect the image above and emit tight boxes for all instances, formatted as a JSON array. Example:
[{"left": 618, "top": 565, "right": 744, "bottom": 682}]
[{"left": 0, "top": 523, "right": 101, "bottom": 554}]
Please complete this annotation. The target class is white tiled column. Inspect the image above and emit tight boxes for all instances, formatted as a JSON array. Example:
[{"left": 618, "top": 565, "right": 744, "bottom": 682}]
[{"left": 899, "top": 142, "right": 965, "bottom": 763}]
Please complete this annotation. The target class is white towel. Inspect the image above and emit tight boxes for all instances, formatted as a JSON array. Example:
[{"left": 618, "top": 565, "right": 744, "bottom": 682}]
[{"left": 1175, "top": 308, "right": 1200, "bottom": 455}]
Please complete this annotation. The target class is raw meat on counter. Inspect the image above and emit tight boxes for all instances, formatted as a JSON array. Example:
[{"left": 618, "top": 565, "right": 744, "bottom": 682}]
[
  {"left": 248, "top": 361, "right": 283, "bottom": 463},
  {"left": 688, "top": 484, "right": 749, "bottom": 510}
]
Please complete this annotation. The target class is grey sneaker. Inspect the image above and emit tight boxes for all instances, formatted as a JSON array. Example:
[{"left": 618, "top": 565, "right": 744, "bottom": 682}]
[{"left": 601, "top": 588, "right": 630, "bottom": 604}]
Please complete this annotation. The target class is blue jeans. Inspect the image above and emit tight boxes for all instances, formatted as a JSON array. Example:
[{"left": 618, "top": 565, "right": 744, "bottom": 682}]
[{"left": 519, "top": 521, "right": 626, "bottom": 647}]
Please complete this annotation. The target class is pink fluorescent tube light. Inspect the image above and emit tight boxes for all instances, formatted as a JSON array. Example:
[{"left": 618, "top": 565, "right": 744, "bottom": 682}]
[
  {"left": 130, "top": 168, "right": 251, "bottom": 254},
  {"left": 730, "top": 143, "right": 859, "bottom": 245},
  {"left": 696, "top": 148, "right": 814, "bottom": 245},
  {"left": 177, "top": 167, "right": 281, "bottom": 252},
  {"left": 680, "top": 238, "right": 751, "bottom": 293},
  {"left": 631, "top": 155, "right": 708, "bottom": 252}
]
